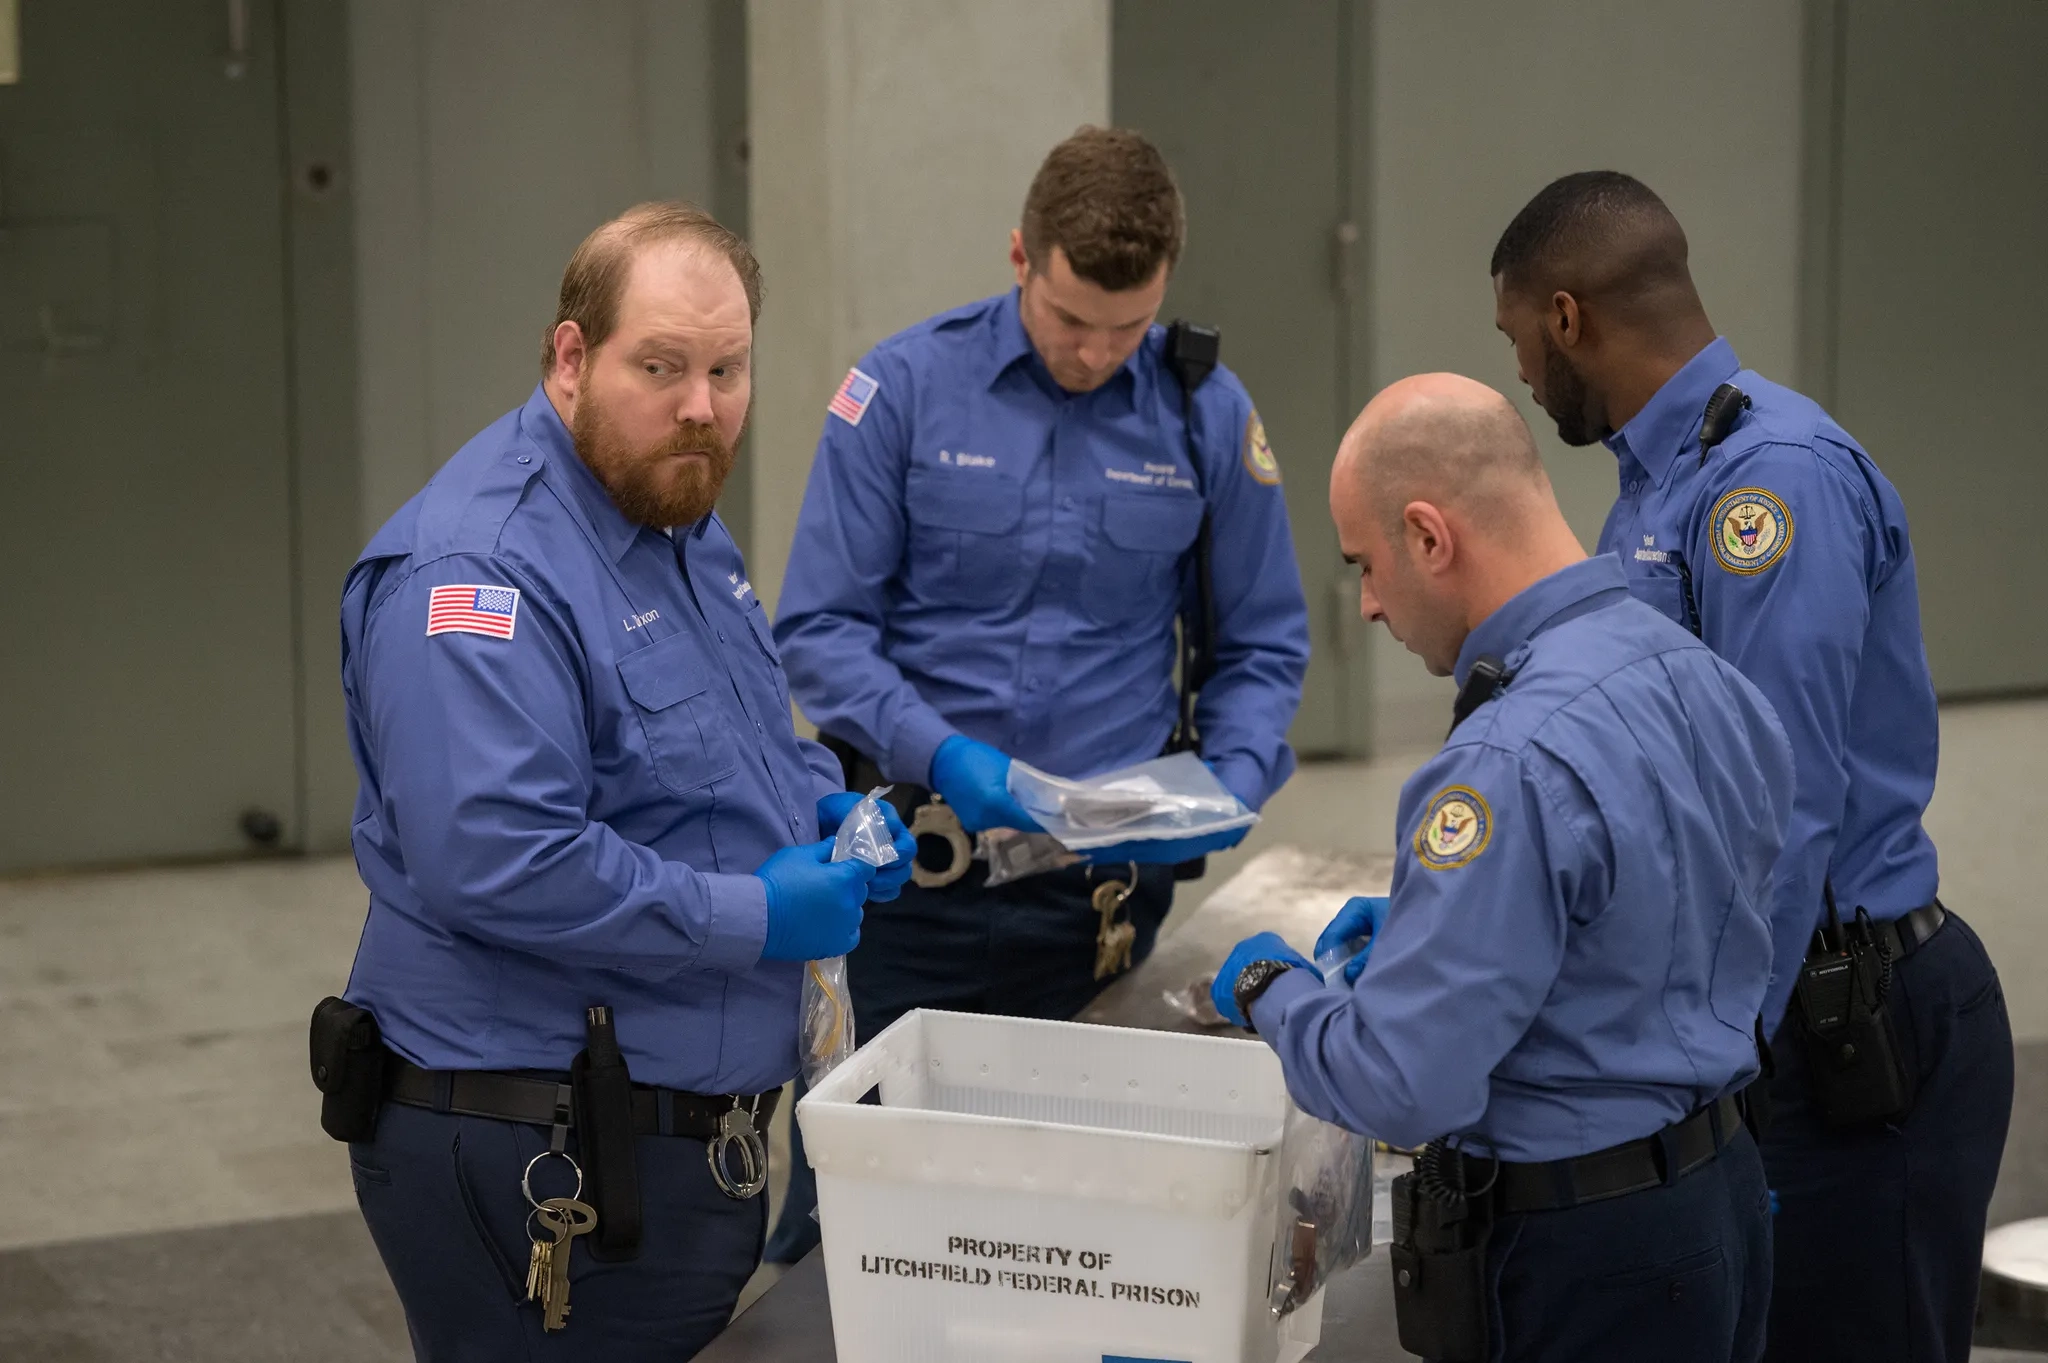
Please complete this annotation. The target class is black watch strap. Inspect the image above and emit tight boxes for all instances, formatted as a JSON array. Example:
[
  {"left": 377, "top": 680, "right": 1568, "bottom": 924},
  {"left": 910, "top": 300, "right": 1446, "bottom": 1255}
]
[{"left": 1232, "top": 959, "right": 1296, "bottom": 1033}]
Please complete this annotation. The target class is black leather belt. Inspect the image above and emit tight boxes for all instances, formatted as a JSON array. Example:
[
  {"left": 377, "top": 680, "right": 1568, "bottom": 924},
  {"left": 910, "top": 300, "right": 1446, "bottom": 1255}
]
[
  {"left": 1463, "top": 1094, "right": 1745, "bottom": 1215},
  {"left": 385, "top": 1058, "right": 779, "bottom": 1139},
  {"left": 1870, "top": 899, "right": 1947, "bottom": 961}
]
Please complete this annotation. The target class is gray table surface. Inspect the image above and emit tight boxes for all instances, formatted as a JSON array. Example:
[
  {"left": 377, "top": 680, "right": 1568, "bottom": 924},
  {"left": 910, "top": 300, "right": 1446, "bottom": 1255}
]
[{"left": 699, "top": 846, "right": 1407, "bottom": 1362}]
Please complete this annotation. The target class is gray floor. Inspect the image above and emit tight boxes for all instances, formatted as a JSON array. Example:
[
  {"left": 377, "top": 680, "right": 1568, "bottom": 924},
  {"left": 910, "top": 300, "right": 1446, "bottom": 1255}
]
[{"left": 1, "top": 697, "right": 2042, "bottom": 1360}]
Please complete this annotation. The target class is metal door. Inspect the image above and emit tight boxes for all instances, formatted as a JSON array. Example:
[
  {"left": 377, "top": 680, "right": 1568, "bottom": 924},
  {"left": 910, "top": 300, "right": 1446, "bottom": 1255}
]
[
  {"left": 0, "top": 0, "right": 298, "bottom": 869},
  {"left": 1822, "top": 0, "right": 2048, "bottom": 697},
  {"left": 1113, "top": 0, "right": 1375, "bottom": 757}
]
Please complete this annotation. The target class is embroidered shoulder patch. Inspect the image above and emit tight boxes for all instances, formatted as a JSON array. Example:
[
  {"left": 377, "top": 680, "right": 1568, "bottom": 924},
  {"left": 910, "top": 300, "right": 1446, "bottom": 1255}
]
[
  {"left": 1708, "top": 487, "right": 1793, "bottom": 575},
  {"left": 426, "top": 584, "right": 520, "bottom": 640},
  {"left": 1242, "top": 410, "right": 1281, "bottom": 485},
  {"left": 827, "top": 367, "right": 879, "bottom": 426},
  {"left": 1414, "top": 786, "right": 1492, "bottom": 871}
]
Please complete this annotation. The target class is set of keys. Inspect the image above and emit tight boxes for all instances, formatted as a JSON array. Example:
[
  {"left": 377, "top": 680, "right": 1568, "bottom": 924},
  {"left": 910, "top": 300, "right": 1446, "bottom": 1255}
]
[
  {"left": 523, "top": 1151, "right": 597, "bottom": 1333},
  {"left": 1092, "top": 866, "right": 1138, "bottom": 981}
]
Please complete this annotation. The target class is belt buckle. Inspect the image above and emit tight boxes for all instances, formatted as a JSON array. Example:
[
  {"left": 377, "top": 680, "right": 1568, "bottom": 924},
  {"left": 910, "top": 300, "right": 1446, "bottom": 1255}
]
[{"left": 706, "top": 1096, "right": 769, "bottom": 1200}]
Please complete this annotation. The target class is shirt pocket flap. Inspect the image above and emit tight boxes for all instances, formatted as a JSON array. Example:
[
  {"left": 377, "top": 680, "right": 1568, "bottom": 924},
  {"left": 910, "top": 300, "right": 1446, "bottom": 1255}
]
[
  {"left": 616, "top": 633, "right": 712, "bottom": 712},
  {"left": 744, "top": 606, "right": 781, "bottom": 659},
  {"left": 907, "top": 469, "right": 1024, "bottom": 534},
  {"left": 1102, "top": 492, "right": 1205, "bottom": 554}
]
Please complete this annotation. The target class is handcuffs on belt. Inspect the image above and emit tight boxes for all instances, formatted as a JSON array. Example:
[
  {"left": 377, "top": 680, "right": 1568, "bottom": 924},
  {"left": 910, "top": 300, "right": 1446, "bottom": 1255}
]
[{"left": 909, "top": 796, "right": 975, "bottom": 888}]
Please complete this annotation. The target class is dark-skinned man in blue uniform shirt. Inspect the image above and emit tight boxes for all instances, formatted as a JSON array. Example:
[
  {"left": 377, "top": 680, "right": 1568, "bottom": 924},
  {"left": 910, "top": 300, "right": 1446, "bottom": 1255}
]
[
  {"left": 1489, "top": 171, "right": 2013, "bottom": 1363},
  {"left": 1218, "top": 373, "right": 1793, "bottom": 1362},
  {"left": 766, "top": 127, "right": 1311, "bottom": 1262},
  {"left": 331, "top": 204, "right": 914, "bottom": 1361}
]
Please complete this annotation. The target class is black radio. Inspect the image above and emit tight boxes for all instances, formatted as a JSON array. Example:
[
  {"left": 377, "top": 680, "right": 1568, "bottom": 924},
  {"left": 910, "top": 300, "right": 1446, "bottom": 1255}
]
[{"left": 1790, "top": 884, "right": 1917, "bottom": 1126}]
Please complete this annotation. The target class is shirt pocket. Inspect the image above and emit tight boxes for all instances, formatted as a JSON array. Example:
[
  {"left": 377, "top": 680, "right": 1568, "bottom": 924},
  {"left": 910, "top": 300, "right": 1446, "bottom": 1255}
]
[
  {"left": 1621, "top": 556, "right": 1699, "bottom": 635},
  {"left": 743, "top": 605, "right": 793, "bottom": 712},
  {"left": 1086, "top": 492, "right": 1204, "bottom": 625},
  {"left": 616, "top": 633, "right": 740, "bottom": 796},
  {"left": 904, "top": 468, "right": 1024, "bottom": 608}
]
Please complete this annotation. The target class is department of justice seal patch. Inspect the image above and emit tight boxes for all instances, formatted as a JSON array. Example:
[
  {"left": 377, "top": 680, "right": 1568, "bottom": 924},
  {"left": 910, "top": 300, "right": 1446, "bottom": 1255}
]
[
  {"left": 1709, "top": 487, "right": 1793, "bottom": 575},
  {"left": 1415, "top": 787, "right": 1492, "bottom": 871},
  {"left": 1243, "top": 411, "right": 1282, "bottom": 485}
]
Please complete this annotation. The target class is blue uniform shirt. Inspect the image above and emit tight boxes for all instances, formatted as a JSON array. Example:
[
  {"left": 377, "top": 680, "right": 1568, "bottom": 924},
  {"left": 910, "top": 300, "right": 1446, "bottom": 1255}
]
[
  {"left": 1250, "top": 557, "right": 1794, "bottom": 1160},
  {"left": 773, "top": 290, "right": 1310, "bottom": 807},
  {"left": 1599, "top": 338, "right": 1940, "bottom": 1030},
  {"left": 340, "top": 385, "right": 841, "bottom": 1094}
]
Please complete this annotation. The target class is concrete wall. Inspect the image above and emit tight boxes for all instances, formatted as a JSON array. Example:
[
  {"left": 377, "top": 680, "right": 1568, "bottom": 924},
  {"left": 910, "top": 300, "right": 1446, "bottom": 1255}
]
[
  {"left": 348, "top": 0, "right": 733, "bottom": 542},
  {"left": 1363, "top": 0, "right": 1808, "bottom": 747},
  {"left": 746, "top": 0, "right": 1111, "bottom": 619}
]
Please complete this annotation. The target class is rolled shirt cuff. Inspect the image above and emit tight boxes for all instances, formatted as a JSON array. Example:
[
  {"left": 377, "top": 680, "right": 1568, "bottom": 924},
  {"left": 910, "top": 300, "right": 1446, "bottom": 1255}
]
[{"left": 888, "top": 707, "right": 961, "bottom": 789}]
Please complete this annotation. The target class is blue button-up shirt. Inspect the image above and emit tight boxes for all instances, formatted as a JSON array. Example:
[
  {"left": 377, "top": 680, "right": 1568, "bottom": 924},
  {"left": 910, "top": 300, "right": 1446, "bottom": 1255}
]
[
  {"left": 773, "top": 290, "right": 1310, "bottom": 808},
  {"left": 1598, "top": 338, "right": 1940, "bottom": 1031},
  {"left": 1251, "top": 557, "right": 1794, "bottom": 1160},
  {"left": 339, "top": 385, "right": 841, "bottom": 1094}
]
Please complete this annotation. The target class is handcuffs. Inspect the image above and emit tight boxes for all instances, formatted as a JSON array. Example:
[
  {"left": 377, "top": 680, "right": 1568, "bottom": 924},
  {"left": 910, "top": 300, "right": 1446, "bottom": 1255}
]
[
  {"left": 909, "top": 796, "right": 974, "bottom": 888},
  {"left": 707, "top": 1095, "right": 770, "bottom": 1200}
]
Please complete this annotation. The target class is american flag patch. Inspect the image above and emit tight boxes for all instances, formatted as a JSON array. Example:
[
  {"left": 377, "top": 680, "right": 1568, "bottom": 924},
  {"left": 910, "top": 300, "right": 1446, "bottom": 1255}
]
[
  {"left": 827, "top": 367, "right": 879, "bottom": 426},
  {"left": 426, "top": 584, "right": 521, "bottom": 640}
]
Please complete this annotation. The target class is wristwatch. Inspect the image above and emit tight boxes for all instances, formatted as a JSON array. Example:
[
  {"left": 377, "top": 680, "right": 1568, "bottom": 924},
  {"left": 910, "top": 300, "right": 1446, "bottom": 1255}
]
[{"left": 1231, "top": 959, "right": 1297, "bottom": 1034}]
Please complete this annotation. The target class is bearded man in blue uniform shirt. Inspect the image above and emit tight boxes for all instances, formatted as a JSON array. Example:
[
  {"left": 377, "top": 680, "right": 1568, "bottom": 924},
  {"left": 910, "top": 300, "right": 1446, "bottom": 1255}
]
[
  {"left": 1490, "top": 170, "right": 2013, "bottom": 1363},
  {"left": 335, "top": 203, "right": 914, "bottom": 1361}
]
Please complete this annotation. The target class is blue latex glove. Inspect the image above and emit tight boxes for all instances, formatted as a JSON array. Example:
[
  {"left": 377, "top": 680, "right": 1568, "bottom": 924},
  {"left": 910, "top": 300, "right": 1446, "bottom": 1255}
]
[
  {"left": 1210, "top": 931, "right": 1320, "bottom": 1030},
  {"left": 1082, "top": 822, "right": 1250, "bottom": 867},
  {"left": 756, "top": 838, "right": 876, "bottom": 961},
  {"left": 928, "top": 735, "right": 1043, "bottom": 834},
  {"left": 814, "top": 792, "right": 918, "bottom": 902},
  {"left": 1313, "top": 895, "right": 1390, "bottom": 984}
]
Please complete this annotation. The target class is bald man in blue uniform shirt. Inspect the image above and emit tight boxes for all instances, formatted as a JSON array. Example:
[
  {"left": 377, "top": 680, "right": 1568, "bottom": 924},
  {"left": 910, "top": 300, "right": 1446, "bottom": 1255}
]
[
  {"left": 336, "top": 204, "right": 912, "bottom": 1361},
  {"left": 1491, "top": 171, "right": 2012, "bottom": 1363},
  {"left": 1218, "top": 374, "right": 1792, "bottom": 1363}
]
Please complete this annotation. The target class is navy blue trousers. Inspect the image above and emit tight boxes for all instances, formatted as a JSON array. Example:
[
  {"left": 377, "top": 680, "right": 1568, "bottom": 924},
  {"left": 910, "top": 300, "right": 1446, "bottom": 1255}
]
[
  {"left": 763, "top": 861, "right": 1174, "bottom": 1263},
  {"left": 1761, "top": 909, "right": 2013, "bottom": 1363},
  {"left": 1482, "top": 1127, "right": 1773, "bottom": 1363},
  {"left": 351, "top": 1102, "right": 766, "bottom": 1362}
]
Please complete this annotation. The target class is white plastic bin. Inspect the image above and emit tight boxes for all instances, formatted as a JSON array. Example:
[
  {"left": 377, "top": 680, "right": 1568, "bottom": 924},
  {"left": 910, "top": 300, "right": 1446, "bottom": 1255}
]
[{"left": 798, "top": 1009, "right": 1325, "bottom": 1363}]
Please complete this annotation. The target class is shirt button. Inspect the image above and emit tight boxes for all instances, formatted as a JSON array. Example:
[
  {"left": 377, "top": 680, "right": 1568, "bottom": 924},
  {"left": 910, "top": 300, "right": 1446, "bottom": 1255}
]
[
  {"left": 717, "top": 630, "right": 725, "bottom": 642},
  {"left": 1025, "top": 678, "right": 1040, "bottom": 691},
  {"left": 755, "top": 722, "right": 763, "bottom": 733},
  {"left": 1061, "top": 496, "right": 1074, "bottom": 510},
  {"left": 516, "top": 455, "right": 531, "bottom": 464}
]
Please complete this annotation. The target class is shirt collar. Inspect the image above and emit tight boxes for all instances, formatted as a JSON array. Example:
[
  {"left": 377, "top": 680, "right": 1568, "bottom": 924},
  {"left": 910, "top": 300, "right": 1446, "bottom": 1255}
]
[
  {"left": 985, "top": 287, "right": 1143, "bottom": 404},
  {"left": 1604, "top": 337, "right": 1740, "bottom": 485},
  {"left": 521, "top": 384, "right": 711, "bottom": 565},
  {"left": 1453, "top": 555, "right": 1632, "bottom": 687}
]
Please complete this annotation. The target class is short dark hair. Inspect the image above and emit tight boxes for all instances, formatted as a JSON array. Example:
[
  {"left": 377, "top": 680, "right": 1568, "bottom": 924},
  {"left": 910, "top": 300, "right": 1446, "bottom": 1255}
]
[
  {"left": 1020, "top": 126, "right": 1185, "bottom": 291},
  {"left": 543, "top": 201, "right": 763, "bottom": 374},
  {"left": 1490, "top": 170, "right": 1690, "bottom": 303}
]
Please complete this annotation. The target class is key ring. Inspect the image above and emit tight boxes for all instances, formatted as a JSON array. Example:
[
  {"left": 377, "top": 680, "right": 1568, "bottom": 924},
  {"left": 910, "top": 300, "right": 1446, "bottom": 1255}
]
[
  {"left": 706, "top": 1096, "right": 770, "bottom": 1200},
  {"left": 522, "top": 1149, "right": 584, "bottom": 1209}
]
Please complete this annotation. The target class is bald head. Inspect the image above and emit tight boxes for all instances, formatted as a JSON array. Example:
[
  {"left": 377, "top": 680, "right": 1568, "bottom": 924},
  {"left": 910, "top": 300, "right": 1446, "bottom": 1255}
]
[
  {"left": 1336, "top": 373, "right": 1550, "bottom": 537},
  {"left": 1328, "top": 374, "right": 1585, "bottom": 677}
]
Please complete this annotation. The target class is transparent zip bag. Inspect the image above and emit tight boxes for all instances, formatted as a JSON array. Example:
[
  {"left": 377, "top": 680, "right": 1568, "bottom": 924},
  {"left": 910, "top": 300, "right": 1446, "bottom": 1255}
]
[
  {"left": 1268, "top": 1102, "right": 1377, "bottom": 1318},
  {"left": 803, "top": 787, "right": 897, "bottom": 1087},
  {"left": 1006, "top": 750, "right": 1257, "bottom": 852}
]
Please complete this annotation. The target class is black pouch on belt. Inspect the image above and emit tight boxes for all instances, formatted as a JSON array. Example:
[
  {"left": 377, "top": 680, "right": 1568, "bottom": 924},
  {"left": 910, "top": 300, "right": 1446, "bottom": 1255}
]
[
  {"left": 1389, "top": 1142, "right": 1494, "bottom": 1363},
  {"left": 1791, "top": 887, "right": 1917, "bottom": 1127},
  {"left": 308, "top": 996, "right": 386, "bottom": 1142},
  {"left": 571, "top": 1005, "right": 643, "bottom": 1261}
]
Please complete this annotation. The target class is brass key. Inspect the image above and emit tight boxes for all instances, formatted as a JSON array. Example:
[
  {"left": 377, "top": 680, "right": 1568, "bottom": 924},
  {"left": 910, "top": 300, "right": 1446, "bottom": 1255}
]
[
  {"left": 536, "top": 1197, "right": 597, "bottom": 1332},
  {"left": 1092, "top": 873, "right": 1137, "bottom": 981}
]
